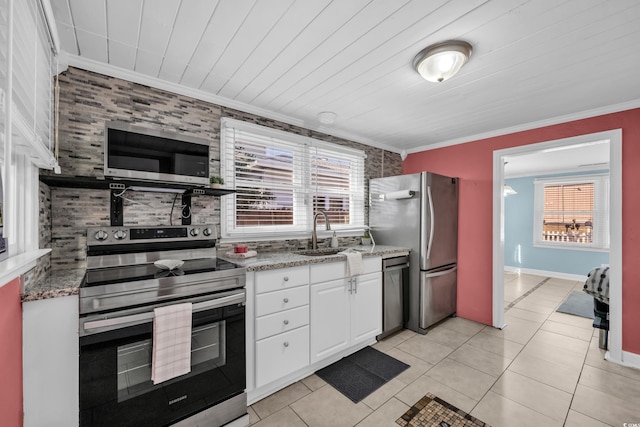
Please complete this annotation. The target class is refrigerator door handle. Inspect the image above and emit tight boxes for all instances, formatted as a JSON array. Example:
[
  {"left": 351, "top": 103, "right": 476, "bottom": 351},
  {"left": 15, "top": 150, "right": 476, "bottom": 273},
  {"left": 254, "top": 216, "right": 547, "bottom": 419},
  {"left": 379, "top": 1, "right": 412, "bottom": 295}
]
[
  {"left": 425, "top": 185, "right": 435, "bottom": 261},
  {"left": 422, "top": 265, "right": 457, "bottom": 279}
]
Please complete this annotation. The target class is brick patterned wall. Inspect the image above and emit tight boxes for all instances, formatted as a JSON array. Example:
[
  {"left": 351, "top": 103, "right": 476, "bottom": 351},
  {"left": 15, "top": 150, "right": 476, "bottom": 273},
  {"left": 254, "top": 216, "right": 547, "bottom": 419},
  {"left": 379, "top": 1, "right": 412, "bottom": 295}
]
[
  {"left": 24, "top": 183, "right": 53, "bottom": 289},
  {"left": 45, "top": 67, "right": 402, "bottom": 270}
]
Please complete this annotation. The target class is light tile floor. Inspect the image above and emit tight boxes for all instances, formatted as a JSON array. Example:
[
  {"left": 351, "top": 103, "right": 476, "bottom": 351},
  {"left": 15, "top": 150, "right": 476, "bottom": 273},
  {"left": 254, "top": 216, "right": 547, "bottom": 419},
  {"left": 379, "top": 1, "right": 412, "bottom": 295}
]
[{"left": 247, "top": 273, "right": 640, "bottom": 426}]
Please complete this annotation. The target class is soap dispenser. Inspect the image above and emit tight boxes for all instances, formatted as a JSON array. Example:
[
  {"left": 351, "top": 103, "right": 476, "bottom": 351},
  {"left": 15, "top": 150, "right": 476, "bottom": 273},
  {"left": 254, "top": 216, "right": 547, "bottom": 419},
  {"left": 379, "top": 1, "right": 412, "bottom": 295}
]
[{"left": 330, "top": 231, "right": 338, "bottom": 248}]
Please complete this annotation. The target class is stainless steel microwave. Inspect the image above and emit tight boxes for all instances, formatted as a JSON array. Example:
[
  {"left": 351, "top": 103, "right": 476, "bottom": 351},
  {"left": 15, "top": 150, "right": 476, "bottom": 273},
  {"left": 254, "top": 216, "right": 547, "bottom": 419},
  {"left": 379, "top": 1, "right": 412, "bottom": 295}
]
[{"left": 104, "top": 121, "right": 210, "bottom": 185}]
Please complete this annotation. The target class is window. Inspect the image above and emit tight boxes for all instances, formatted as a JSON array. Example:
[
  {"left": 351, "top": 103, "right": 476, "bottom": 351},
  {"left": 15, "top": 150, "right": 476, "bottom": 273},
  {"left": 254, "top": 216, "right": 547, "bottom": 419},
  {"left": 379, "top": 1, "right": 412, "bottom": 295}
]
[
  {"left": 533, "top": 174, "right": 609, "bottom": 250},
  {"left": 220, "top": 118, "right": 365, "bottom": 240},
  {"left": 0, "top": 0, "right": 57, "bottom": 261}
]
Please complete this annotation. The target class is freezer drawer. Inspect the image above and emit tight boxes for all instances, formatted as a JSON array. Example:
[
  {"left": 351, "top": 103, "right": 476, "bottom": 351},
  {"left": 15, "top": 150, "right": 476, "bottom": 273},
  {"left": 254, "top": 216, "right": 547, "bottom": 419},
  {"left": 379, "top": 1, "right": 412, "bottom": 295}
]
[{"left": 419, "top": 264, "right": 457, "bottom": 330}]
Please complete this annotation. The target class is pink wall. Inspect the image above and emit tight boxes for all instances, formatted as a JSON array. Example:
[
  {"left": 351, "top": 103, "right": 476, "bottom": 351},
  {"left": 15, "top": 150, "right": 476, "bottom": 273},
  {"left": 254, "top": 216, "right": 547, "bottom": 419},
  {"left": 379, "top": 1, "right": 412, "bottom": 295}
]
[
  {"left": 404, "top": 108, "right": 640, "bottom": 355},
  {"left": 0, "top": 278, "right": 23, "bottom": 426}
]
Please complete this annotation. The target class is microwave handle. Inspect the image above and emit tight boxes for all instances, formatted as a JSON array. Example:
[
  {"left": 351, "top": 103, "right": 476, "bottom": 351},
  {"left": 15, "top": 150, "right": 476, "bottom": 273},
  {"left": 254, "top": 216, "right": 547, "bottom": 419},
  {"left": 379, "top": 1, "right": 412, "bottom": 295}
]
[{"left": 82, "top": 291, "right": 245, "bottom": 334}]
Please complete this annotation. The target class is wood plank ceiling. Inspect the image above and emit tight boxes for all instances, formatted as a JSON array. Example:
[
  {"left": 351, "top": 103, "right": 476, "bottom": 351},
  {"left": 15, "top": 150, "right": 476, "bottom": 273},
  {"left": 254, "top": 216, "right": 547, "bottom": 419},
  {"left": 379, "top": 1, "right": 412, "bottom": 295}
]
[{"left": 50, "top": 0, "right": 640, "bottom": 154}]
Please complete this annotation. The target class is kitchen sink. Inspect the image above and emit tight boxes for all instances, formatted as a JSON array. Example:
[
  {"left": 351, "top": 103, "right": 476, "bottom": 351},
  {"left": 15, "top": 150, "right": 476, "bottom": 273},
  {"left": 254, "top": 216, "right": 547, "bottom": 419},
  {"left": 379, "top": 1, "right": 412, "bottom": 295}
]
[{"left": 295, "top": 248, "right": 346, "bottom": 256}]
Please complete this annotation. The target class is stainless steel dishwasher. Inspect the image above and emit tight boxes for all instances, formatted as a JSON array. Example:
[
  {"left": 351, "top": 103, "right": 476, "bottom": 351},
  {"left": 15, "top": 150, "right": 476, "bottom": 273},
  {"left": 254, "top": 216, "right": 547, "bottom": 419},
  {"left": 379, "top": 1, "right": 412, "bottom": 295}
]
[{"left": 377, "top": 254, "right": 410, "bottom": 340}]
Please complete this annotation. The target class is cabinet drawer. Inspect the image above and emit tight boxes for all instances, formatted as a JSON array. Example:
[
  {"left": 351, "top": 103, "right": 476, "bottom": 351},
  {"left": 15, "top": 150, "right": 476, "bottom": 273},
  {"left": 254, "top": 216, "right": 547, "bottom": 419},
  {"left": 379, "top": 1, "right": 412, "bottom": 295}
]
[
  {"left": 256, "top": 305, "right": 309, "bottom": 341},
  {"left": 255, "top": 286, "right": 309, "bottom": 317},
  {"left": 310, "top": 261, "right": 345, "bottom": 284},
  {"left": 309, "top": 256, "right": 382, "bottom": 284},
  {"left": 255, "top": 266, "right": 309, "bottom": 294},
  {"left": 255, "top": 326, "right": 309, "bottom": 387},
  {"left": 362, "top": 256, "right": 382, "bottom": 274}
]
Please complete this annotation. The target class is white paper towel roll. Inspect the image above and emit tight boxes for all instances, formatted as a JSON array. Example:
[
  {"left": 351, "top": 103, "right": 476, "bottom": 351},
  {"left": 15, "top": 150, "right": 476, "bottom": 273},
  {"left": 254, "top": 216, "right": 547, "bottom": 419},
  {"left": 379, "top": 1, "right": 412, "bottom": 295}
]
[{"left": 384, "top": 190, "right": 415, "bottom": 200}]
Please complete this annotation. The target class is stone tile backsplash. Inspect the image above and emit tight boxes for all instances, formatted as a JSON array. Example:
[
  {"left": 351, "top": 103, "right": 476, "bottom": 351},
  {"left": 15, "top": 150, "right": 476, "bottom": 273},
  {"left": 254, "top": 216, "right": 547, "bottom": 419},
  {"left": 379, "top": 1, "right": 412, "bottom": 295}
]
[{"left": 43, "top": 67, "right": 402, "bottom": 270}]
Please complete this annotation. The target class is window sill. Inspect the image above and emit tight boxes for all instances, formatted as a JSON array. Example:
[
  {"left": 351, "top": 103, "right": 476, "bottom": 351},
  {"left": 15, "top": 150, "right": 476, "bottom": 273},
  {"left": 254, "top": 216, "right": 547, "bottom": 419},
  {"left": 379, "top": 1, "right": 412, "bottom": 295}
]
[
  {"left": 532, "top": 243, "right": 608, "bottom": 253},
  {"left": 0, "top": 249, "right": 51, "bottom": 288}
]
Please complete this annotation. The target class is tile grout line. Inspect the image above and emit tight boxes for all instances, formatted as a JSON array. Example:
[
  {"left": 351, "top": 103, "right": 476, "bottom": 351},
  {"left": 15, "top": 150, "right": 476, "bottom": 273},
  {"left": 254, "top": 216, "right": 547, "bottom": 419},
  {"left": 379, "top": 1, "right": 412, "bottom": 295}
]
[
  {"left": 505, "top": 277, "right": 551, "bottom": 311},
  {"left": 467, "top": 276, "right": 575, "bottom": 422}
]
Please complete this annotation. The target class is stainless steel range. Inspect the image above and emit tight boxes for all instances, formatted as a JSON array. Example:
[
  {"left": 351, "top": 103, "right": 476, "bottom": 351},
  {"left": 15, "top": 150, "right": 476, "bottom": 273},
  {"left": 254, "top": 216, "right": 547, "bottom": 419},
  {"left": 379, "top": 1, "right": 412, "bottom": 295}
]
[{"left": 79, "top": 224, "right": 247, "bottom": 427}]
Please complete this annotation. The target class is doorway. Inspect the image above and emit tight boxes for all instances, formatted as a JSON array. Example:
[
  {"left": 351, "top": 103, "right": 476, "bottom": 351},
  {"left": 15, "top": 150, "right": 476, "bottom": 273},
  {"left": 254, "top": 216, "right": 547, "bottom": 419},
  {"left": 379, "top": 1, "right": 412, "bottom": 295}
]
[{"left": 492, "top": 129, "right": 622, "bottom": 364}]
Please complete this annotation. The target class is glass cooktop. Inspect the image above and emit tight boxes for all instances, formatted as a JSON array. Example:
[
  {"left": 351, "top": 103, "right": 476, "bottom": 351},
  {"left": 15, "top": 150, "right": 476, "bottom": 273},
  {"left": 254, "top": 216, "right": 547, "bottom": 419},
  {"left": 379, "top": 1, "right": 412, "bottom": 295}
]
[{"left": 82, "top": 258, "right": 240, "bottom": 288}]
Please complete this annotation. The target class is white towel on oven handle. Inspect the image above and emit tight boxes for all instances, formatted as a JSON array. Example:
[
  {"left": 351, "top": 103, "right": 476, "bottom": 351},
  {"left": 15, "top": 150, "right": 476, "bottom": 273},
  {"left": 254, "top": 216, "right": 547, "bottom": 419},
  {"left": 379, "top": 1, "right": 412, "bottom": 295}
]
[{"left": 151, "top": 302, "right": 192, "bottom": 385}]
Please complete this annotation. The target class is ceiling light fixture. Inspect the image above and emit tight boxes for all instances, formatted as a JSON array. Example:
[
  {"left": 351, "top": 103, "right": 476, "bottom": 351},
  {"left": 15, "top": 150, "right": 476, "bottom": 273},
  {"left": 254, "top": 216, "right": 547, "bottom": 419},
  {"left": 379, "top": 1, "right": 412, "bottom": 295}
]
[
  {"left": 413, "top": 40, "right": 472, "bottom": 83},
  {"left": 504, "top": 185, "right": 518, "bottom": 196},
  {"left": 317, "top": 111, "right": 337, "bottom": 124}
]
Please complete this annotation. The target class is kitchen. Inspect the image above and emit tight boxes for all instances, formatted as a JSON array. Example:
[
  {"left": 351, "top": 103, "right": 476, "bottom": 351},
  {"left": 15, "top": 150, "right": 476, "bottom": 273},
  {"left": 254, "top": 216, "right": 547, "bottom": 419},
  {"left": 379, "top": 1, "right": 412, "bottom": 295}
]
[{"left": 2, "top": 1, "right": 640, "bottom": 426}]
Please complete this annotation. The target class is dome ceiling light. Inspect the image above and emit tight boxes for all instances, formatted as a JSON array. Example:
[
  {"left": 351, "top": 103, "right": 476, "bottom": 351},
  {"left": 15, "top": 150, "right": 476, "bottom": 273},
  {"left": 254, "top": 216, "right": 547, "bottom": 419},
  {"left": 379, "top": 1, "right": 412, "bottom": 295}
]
[
  {"left": 413, "top": 40, "right": 473, "bottom": 83},
  {"left": 317, "top": 111, "right": 337, "bottom": 124}
]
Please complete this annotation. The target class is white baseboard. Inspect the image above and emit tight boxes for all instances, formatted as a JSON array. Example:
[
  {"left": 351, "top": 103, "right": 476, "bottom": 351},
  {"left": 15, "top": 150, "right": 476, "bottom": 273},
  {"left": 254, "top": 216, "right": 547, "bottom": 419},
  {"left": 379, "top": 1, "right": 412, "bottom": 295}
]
[
  {"left": 504, "top": 265, "right": 586, "bottom": 282},
  {"left": 619, "top": 350, "right": 640, "bottom": 370}
]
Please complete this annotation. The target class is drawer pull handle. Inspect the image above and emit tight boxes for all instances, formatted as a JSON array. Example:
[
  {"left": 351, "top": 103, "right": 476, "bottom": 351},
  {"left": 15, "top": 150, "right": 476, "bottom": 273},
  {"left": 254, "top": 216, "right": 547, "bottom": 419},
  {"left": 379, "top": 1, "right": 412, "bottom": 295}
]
[
  {"left": 283, "top": 276, "right": 289, "bottom": 282},
  {"left": 283, "top": 298, "right": 289, "bottom": 303},
  {"left": 283, "top": 341, "right": 289, "bottom": 348},
  {"left": 283, "top": 319, "right": 289, "bottom": 325}
]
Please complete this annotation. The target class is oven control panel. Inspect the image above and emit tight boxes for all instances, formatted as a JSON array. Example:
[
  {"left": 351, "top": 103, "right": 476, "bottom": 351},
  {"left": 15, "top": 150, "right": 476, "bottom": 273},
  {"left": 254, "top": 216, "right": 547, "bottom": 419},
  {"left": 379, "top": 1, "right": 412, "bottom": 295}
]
[{"left": 87, "top": 225, "right": 216, "bottom": 245}]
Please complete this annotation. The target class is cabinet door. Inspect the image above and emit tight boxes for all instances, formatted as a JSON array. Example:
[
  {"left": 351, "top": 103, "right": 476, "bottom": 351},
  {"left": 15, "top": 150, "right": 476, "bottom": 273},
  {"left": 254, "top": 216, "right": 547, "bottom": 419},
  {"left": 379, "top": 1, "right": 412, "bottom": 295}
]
[
  {"left": 310, "top": 279, "right": 349, "bottom": 364},
  {"left": 350, "top": 272, "right": 382, "bottom": 346}
]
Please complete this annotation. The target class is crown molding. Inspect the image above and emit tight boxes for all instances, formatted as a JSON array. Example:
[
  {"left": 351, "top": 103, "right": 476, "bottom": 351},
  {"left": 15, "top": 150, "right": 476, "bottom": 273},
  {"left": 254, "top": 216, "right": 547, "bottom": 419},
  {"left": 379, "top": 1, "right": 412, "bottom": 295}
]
[
  {"left": 407, "top": 99, "right": 640, "bottom": 154},
  {"left": 64, "top": 54, "right": 401, "bottom": 154}
]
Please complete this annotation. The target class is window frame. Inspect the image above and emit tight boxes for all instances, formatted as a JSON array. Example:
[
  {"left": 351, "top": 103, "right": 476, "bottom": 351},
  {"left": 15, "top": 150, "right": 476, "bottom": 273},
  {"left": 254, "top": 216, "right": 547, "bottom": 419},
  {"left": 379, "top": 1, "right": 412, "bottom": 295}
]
[
  {"left": 219, "top": 117, "right": 366, "bottom": 241},
  {"left": 533, "top": 173, "right": 609, "bottom": 251}
]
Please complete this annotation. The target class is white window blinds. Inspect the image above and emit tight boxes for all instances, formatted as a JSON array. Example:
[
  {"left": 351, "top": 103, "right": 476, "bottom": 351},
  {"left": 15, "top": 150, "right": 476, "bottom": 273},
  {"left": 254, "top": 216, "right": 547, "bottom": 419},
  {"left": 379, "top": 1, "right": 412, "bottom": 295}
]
[
  {"left": 220, "top": 118, "right": 365, "bottom": 240},
  {"left": 9, "top": 0, "right": 56, "bottom": 169},
  {"left": 533, "top": 174, "right": 609, "bottom": 250}
]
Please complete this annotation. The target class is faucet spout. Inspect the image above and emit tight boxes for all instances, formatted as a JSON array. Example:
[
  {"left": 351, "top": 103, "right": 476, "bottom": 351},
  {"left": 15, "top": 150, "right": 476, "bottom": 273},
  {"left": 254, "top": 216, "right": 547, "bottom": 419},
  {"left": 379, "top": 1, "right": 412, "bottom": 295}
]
[{"left": 311, "top": 211, "right": 331, "bottom": 249}]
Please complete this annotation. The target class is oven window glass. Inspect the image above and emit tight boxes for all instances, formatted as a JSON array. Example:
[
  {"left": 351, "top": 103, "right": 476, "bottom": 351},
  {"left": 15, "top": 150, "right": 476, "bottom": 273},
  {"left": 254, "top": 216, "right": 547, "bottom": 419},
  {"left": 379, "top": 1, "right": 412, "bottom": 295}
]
[{"left": 116, "top": 321, "right": 226, "bottom": 402}]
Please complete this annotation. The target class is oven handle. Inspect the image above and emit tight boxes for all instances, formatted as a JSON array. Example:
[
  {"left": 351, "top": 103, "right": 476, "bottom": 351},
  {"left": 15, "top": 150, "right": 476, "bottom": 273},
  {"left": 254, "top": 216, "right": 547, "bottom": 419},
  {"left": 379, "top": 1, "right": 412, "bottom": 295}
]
[{"left": 82, "top": 291, "right": 245, "bottom": 333}]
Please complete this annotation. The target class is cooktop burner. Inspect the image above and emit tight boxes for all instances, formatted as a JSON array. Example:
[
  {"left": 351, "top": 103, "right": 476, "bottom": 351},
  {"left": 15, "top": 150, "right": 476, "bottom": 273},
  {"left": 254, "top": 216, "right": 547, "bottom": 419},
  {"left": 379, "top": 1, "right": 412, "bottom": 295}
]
[
  {"left": 82, "top": 258, "right": 240, "bottom": 288},
  {"left": 81, "top": 224, "right": 247, "bottom": 315}
]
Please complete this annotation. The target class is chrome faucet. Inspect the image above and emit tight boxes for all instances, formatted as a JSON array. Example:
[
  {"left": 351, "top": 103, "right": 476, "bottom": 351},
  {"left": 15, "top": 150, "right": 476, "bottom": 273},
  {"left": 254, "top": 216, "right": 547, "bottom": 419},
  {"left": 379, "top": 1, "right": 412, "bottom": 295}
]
[{"left": 311, "top": 211, "right": 331, "bottom": 249}]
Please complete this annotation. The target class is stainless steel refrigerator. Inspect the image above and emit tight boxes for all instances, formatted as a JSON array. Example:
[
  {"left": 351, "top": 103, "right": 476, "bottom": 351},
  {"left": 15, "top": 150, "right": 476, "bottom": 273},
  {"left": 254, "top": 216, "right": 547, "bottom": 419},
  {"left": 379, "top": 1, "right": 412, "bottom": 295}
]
[{"left": 369, "top": 172, "right": 458, "bottom": 334}]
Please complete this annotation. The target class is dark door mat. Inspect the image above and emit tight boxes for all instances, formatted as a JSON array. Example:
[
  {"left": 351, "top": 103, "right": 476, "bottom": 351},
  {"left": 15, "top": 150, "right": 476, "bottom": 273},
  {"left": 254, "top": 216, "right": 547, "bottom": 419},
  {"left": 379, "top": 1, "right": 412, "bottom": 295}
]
[
  {"left": 396, "top": 392, "right": 490, "bottom": 427},
  {"left": 556, "top": 291, "right": 594, "bottom": 319},
  {"left": 316, "top": 346, "right": 409, "bottom": 403}
]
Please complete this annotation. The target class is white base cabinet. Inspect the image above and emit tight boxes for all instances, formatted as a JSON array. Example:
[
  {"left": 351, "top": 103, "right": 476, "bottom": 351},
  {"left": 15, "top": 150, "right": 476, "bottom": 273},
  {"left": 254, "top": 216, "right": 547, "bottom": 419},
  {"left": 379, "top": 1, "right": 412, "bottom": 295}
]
[
  {"left": 253, "top": 266, "right": 310, "bottom": 389},
  {"left": 248, "top": 256, "right": 382, "bottom": 404},
  {"left": 255, "top": 326, "right": 310, "bottom": 387},
  {"left": 310, "top": 259, "right": 382, "bottom": 364},
  {"left": 309, "top": 278, "right": 350, "bottom": 362},
  {"left": 350, "top": 271, "right": 383, "bottom": 345},
  {"left": 22, "top": 295, "right": 79, "bottom": 427}
]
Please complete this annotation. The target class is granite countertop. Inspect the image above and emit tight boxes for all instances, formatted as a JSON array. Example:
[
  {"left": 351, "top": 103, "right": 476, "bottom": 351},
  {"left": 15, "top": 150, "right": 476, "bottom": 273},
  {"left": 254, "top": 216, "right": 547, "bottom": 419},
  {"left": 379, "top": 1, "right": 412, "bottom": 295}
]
[
  {"left": 22, "top": 245, "right": 410, "bottom": 301},
  {"left": 218, "top": 245, "right": 410, "bottom": 271},
  {"left": 22, "top": 268, "right": 84, "bottom": 302}
]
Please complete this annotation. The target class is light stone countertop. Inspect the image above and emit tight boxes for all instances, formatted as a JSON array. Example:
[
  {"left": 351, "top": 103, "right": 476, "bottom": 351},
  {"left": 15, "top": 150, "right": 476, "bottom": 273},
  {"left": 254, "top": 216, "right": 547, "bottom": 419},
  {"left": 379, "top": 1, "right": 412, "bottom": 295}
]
[
  {"left": 22, "top": 268, "right": 84, "bottom": 302},
  {"left": 22, "top": 245, "right": 410, "bottom": 301},
  {"left": 218, "top": 245, "right": 410, "bottom": 271}
]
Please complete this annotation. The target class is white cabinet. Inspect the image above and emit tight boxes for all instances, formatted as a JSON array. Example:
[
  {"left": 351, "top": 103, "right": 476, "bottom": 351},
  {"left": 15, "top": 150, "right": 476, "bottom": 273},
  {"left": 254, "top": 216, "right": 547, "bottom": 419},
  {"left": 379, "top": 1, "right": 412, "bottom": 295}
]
[
  {"left": 254, "top": 266, "right": 310, "bottom": 388},
  {"left": 310, "top": 257, "right": 382, "bottom": 364},
  {"left": 350, "top": 272, "right": 383, "bottom": 345},
  {"left": 255, "top": 326, "right": 309, "bottom": 387},
  {"left": 309, "top": 278, "right": 350, "bottom": 362},
  {"left": 22, "top": 295, "right": 79, "bottom": 427},
  {"left": 248, "top": 256, "right": 382, "bottom": 402}
]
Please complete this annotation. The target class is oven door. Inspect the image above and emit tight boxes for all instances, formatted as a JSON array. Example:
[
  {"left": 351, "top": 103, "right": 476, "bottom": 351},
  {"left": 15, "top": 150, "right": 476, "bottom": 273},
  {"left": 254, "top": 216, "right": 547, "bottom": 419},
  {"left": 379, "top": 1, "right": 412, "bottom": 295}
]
[{"left": 79, "top": 290, "right": 246, "bottom": 427}]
